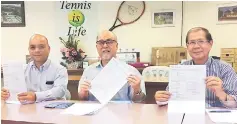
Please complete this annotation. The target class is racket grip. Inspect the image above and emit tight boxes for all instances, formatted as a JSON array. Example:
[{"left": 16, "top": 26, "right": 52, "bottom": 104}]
[{"left": 109, "top": 27, "right": 115, "bottom": 31}]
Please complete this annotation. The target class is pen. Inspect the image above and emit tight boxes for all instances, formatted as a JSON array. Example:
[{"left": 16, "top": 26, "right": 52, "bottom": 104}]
[
  {"left": 181, "top": 113, "right": 185, "bottom": 124},
  {"left": 209, "top": 110, "right": 231, "bottom": 113}
]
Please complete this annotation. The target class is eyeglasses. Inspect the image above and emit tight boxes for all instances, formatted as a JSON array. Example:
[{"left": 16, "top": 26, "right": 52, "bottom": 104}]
[
  {"left": 187, "top": 40, "right": 209, "bottom": 46},
  {"left": 96, "top": 39, "right": 117, "bottom": 46}
]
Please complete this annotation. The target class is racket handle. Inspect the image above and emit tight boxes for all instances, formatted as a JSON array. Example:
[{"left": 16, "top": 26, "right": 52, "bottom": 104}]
[{"left": 109, "top": 27, "right": 114, "bottom": 31}]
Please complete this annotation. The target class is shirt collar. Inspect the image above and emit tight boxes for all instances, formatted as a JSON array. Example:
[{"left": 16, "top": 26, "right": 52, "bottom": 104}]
[
  {"left": 95, "top": 56, "right": 118, "bottom": 68},
  {"left": 191, "top": 57, "right": 212, "bottom": 66},
  {"left": 95, "top": 61, "right": 103, "bottom": 68},
  {"left": 30, "top": 59, "right": 51, "bottom": 71}
]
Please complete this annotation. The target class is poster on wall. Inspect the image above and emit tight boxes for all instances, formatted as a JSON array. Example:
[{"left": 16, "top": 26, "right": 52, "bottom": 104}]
[
  {"left": 1, "top": 1, "right": 25, "bottom": 27},
  {"left": 217, "top": 2, "right": 237, "bottom": 24},
  {"left": 151, "top": 9, "right": 175, "bottom": 28},
  {"left": 56, "top": 1, "right": 99, "bottom": 59}
]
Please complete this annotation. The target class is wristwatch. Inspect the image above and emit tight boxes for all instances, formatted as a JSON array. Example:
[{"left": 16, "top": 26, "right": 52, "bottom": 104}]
[
  {"left": 226, "top": 94, "right": 231, "bottom": 101},
  {"left": 135, "top": 89, "right": 142, "bottom": 95}
]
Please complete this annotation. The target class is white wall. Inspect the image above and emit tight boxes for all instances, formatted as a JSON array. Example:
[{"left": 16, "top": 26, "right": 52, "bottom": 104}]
[
  {"left": 1, "top": 1, "right": 183, "bottom": 63},
  {"left": 1, "top": 1, "right": 60, "bottom": 63},
  {"left": 1, "top": 1, "right": 237, "bottom": 63},
  {"left": 182, "top": 1, "right": 237, "bottom": 58},
  {"left": 98, "top": 1, "right": 183, "bottom": 62}
]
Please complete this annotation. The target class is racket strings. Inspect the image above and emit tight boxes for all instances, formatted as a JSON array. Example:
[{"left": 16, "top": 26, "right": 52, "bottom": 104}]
[{"left": 118, "top": 2, "right": 145, "bottom": 23}]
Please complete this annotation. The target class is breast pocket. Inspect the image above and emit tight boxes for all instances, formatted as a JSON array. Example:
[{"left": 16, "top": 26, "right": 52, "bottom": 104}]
[{"left": 45, "top": 81, "right": 54, "bottom": 90}]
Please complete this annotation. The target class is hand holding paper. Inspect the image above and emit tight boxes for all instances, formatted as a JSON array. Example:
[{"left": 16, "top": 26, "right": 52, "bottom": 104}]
[
  {"left": 127, "top": 75, "right": 141, "bottom": 93},
  {"left": 17, "top": 92, "right": 36, "bottom": 103},
  {"left": 155, "top": 91, "right": 171, "bottom": 102},
  {"left": 205, "top": 76, "right": 226, "bottom": 101},
  {"left": 1, "top": 88, "right": 10, "bottom": 100},
  {"left": 79, "top": 80, "right": 91, "bottom": 93},
  {"left": 78, "top": 80, "right": 91, "bottom": 100},
  {"left": 2, "top": 62, "right": 27, "bottom": 104}
]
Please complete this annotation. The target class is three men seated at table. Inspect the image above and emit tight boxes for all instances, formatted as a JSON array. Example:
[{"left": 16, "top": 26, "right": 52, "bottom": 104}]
[{"left": 1, "top": 28, "right": 237, "bottom": 108}]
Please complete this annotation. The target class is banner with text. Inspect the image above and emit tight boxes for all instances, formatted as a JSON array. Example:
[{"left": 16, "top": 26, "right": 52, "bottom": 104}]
[{"left": 56, "top": 1, "right": 99, "bottom": 57}]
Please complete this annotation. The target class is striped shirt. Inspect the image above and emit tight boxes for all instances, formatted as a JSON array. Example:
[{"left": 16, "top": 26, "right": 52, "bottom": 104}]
[{"left": 181, "top": 57, "right": 237, "bottom": 107}]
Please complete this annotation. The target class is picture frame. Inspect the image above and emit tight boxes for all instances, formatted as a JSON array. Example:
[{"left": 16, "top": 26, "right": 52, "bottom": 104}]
[
  {"left": 116, "top": 52, "right": 140, "bottom": 64},
  {"left": 26, "top": 55, "right": 32, "bottom": 64},
  {"left": 151, "top": 10, "right": 175, "bottom": 28},
  {"left": 217, "top": 2, "right": 237, "bottom": 24},
  {"left": 82, "top": 61, "right": 89, "bottom": 69},
  {"left": 1, "top": 1, "right": 26, "bottom": 27}
]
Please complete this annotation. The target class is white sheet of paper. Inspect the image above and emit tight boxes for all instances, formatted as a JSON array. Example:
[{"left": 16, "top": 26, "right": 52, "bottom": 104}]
[
  {"left": 168, "top": 65, "right": 206, "bottom": 114},
  {"left": 2, "top": 62, "right": 27, "bottom": 104},
  {"left": 4, "top": 101, "right": 21, "bottom": 104},
  {"left": 206, "top": 109, "right": 237, "bottom": 123},
  {"left": 61, "top": 103, "right": 105, "bottom": 116},
  {"left": 90, "top": 106, "right": 134, "bottom": 124},
  {"left": 168, "top": 113, "right": 205, "bottom": 124},
  {"left": 89, "top": 57, "right": 128, "bottom": 104}
]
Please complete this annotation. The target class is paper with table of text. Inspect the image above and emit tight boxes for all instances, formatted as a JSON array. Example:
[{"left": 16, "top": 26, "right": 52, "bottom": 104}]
[{"left": 2, "top": 62, "right": 27, "bottom": 104}]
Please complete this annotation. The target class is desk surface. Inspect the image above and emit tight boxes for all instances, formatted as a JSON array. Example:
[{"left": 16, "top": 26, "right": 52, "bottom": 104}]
[{"left": 1, "top": 101, "right": 214, "bottom": 124}]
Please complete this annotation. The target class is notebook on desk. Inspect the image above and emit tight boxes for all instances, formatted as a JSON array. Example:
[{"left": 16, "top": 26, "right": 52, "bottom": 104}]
[{"left": 44, "top": 102, "right": 74, "bottom": 109}]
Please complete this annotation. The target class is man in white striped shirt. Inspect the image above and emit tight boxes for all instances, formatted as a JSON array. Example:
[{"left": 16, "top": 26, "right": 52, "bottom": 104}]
[{"left": 155, "top": 27, "right": 237, "bottom": 108}]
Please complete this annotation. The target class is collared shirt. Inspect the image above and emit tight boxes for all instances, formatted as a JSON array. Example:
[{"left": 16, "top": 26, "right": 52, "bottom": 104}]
[
  {"left": 181, "top": 57, "right": 237, "bottom": 107},
  {"left": 25, "top": 59, "right": 68, "bottom": 102},
  {"left": 78, "top": 60, "right": 146, "bottom": 102}
]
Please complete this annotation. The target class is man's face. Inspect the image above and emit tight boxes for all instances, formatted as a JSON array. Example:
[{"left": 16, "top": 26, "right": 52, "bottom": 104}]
[
  {"left": 28, "top": 38, "right": 50, "bottom": 63},
  {"left": 96, "top": 34, "right": 118, "bottom": 61},
  {"left": 186, "top": 30, "right": 213, "bottom": 61}
]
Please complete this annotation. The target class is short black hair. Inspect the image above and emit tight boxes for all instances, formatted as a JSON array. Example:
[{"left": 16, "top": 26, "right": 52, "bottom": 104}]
[{"left": 185, "top": 27, "right": 213, "bottom": 44}]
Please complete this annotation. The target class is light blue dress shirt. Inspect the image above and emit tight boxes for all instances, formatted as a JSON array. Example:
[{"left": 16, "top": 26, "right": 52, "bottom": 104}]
[
  {"left": 78, "top": 60, "right": 146, "bottom": 103},
  {"left": 24, "top": 59, "right": 68, "bottom": 102}
]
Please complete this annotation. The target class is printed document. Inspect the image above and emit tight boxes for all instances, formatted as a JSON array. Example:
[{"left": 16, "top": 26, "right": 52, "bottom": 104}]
[
  {"left": 89, "top": 57, "right": 129, "bottom": 104},
  {"left": 168, "top": 65, "right": 206, "bottom": 114},
  {"left": 2, "top": 62, "right": 27, "bottom": 104}
]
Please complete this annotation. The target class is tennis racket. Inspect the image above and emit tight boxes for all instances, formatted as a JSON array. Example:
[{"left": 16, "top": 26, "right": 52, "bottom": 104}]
[{"left": 109, "top": 1, "right": 146, "bottom": 31}]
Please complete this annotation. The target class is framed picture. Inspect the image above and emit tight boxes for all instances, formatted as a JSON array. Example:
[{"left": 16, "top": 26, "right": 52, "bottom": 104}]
[
  {"left": 217, "top": 2, "right": 237, "bottom": 24},
  {"left": 151, "top": 10, "right": 175, "bottom": 28},
  {"left": 117, "top": 52, "right": 140, "bottom": 64},
  {"left": 1, "top": 1, "right": 25, "bottom": 27},
  {"left": 82, "top": 61, "right": 89, "bottom": 69},
  {"left": 26, "top": 55, "right": 32, "bottom": 64}
]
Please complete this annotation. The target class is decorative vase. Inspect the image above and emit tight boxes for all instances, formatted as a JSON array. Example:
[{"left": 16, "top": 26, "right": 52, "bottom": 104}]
[{"left": 67, "top": 61, "right": 83, "bottom": 69}]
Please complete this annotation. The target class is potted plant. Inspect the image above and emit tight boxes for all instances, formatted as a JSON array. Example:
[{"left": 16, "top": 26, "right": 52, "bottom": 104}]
[{"left": 59, "top": 35, "right": 87, "bottom": 69}]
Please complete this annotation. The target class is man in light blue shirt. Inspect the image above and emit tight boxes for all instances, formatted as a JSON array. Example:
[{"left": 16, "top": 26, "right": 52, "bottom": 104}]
[
  {"left": 78, "top": 30, "right": 146, "bottom": 103},
  {"left": 1, "top": 34, "right": 69, "bottom": 104}
]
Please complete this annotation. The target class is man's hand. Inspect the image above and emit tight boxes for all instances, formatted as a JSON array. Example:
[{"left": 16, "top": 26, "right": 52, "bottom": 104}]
[
  {"left": 79, "top": 80, "right": 91, "bottom": 93},
  {"left": 1, "top": 88, "right": 10, "bottom": 101},
  {"left": 155, "top": 91, "right": 171, "bottom": 102},
  {"left": 206, "top": 76, "right": 226, "bottom": 101},
  {"left": 127, "top": 75, "right": 141, "bottom": 94},
  {"left": 78, "top": 80, "right": 91, "bottom": 100},
  {"left": 17, "top": 92, "right": 36, "bottom": 103}
]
